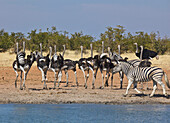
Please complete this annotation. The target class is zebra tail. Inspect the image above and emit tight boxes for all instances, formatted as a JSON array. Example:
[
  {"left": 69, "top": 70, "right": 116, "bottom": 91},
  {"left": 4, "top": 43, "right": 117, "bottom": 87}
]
[{"left": 164, "top": 72, "right": 170, "bottom": 88}]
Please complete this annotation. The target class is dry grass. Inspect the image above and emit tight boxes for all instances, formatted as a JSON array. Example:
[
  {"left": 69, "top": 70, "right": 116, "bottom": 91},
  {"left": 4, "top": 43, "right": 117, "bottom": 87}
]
[{"left": 0, "top": 50, "right": 170, "bottom": 70}]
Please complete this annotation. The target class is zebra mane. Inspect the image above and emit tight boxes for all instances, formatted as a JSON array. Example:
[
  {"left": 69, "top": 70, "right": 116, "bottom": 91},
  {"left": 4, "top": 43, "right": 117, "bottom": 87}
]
[{"left": 118, "top": 59, "right": 135, "bottom": 67}]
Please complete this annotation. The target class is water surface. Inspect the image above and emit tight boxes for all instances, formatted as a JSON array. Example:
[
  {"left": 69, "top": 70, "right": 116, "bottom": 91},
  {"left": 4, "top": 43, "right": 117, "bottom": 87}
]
[{"left": 0, "top": 104, "right": 169, "bottom": 123}]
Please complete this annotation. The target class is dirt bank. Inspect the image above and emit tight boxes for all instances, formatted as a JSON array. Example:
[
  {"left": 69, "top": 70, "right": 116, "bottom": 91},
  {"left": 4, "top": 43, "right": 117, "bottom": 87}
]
[{"left": 0, "top": 67, "right": 170, "bottom": 104}]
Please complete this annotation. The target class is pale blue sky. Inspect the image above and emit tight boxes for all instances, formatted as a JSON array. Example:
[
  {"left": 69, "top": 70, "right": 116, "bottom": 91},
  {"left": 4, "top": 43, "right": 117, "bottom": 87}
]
[{"left": 0, "top": 0, "right": 169, "bottom": 39}]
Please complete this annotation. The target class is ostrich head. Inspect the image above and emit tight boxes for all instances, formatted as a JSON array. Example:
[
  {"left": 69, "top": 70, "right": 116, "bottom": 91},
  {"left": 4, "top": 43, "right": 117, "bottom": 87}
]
[{"left": 134, "top": 43, "right": 138, "bottom": 53}]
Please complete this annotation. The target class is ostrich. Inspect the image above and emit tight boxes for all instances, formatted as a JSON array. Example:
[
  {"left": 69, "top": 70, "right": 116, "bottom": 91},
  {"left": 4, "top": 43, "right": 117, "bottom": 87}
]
[
  {"left": 138, "top": 45, "right": 152, "bottom": 67},
  {"left": 107, "top": 45, "right": 124, "bottom": 89},
  {"left": 77, "top": 45, "right": 96, "bottom": 89},
  {"left": 13, "top": 42, "right": 36, "bottom": 90},
  {"left": 134, "top": 43, "right": 159, "bottom": 60},
  {"left": 62, "top": 45, "right": 66, "bottom": 57},
  {"left": 50, "top": 45, "right": 78, "bottom": 88},
  {"left": 33, "top": 43, "right": 50, "bottom": 89},
  {"left": 99, "top": 54, "right": 115, "bottom": 89},
  {"left": 138, "top": 45, "right": 152, "bottom": 90}
]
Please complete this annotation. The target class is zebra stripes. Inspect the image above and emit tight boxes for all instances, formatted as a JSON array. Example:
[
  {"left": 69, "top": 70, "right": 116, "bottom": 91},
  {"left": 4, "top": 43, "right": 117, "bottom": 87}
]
[{"left": 112, "top": 60, "right": 170, "bottom": 97}]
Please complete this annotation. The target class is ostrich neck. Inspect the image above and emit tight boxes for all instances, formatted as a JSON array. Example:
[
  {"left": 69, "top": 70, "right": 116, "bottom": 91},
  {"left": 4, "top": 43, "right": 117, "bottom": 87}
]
[
  {"left": 140, "top": 47, "right": 143, "bottom": 60},
  {"left": 135, "top": 44, "right": 138, "bottom": 53},
  {"left": 118, "top": 45, "right": 120, "bottom": 55}
]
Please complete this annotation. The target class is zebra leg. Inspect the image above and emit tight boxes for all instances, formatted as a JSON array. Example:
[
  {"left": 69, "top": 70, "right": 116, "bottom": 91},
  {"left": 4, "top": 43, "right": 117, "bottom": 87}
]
[
  {"left": 14, "top": 70, "right": 19, "bottom": 88},
  {"left": 134, "top": 82, "right": 142, "bottom": 94},
  {"left": 80, "top": 66, "right": 87, "bottom": 89},
  {"left": 89, "top": 67, "right": 95, "bottom": 89},
  {"left": 65, "top": 69, "right": 69, "bottom": 87},
  {"left": 124, "top": 79, "right": 134, "bottom": 96},
  {"left": 119, "top": 71, "right": 124, "bottom": 89},
  {"left": 156, "top": 80, "right": 168, "bottom": 97},
  {"left": 150, "top": 81, "right": 157, "bottom": 97},
  {"left": 20, "top": 71, "right": 23, "bottom": 90}
]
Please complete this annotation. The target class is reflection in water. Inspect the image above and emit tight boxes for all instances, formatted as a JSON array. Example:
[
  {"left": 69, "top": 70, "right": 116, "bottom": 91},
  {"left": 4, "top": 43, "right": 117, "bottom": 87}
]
[{"left": 0, "top": 104, "right": 170, "bottom": 123}]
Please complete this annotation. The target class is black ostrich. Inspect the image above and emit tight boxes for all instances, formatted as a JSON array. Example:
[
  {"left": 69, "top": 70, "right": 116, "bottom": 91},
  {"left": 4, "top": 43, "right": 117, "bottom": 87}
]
[{"left": 134, "top": 43, "right": 159, "bottom": 60}]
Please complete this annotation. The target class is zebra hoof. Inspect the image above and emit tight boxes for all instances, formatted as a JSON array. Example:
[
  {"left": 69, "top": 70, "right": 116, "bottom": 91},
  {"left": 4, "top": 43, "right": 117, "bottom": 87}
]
[
  {"left": 76, "top": 83, "right": 79, "bottom": 87},
  {"left": 92, "top": 86, "right": 95, "bottom": 89},
  {"left": 20, "top": 87, "right": 23, "bottom": 90},
  {"left": 85, "top": 86, "right": 87, "bottom": 89}
]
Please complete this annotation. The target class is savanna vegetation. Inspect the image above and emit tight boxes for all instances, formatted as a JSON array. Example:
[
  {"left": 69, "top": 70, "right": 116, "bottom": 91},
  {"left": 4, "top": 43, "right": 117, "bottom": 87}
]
[{"left": 0, "top": 25, "right": 169, "bottom": 54}]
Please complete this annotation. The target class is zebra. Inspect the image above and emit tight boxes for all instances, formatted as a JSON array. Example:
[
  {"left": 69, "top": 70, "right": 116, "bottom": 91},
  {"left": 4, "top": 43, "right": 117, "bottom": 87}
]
[
  {"left": 109, "top": 44, "right": 152, "bottom": 89},
  {"left": 112, "top": 60, "right": 170, "bottom": 97}
]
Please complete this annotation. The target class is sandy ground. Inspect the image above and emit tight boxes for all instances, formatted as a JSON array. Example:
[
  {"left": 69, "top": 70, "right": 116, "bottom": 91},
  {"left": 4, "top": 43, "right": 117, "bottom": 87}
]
[{"left": 0, "top": 66, "right": 170, "bottom": 104}]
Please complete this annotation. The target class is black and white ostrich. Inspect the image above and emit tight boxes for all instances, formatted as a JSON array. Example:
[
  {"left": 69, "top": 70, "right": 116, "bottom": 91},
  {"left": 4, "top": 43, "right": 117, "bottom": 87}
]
[
  {"left": 49, "top": 46, "right": 63, "bottom": 88},
  {"left": 134, "top": 43, "right": 159, "bottom": 60},
  {"left": 33, "top": 43, "right": 50, "bottom": 89},
  {"left": 98, "top": 53, "right": 115, "bottom": 89},
  {"left": 50, "top": 45, "right": 78, "bottom": 88},
  {"left": 106, "top": 45, "right": 124, "bottom": 89},
  {"left": 77, "top": 45, "right": 97, "bottom": 89},
  {"left": 138, "top": 45, "right": 152, "bottom": 67},
  {"left": 13, "top": 42, "right": 36, "bottom": 90}
]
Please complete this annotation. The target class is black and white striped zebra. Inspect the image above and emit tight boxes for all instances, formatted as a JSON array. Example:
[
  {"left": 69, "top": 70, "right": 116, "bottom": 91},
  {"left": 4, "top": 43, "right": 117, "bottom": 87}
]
[{"left": 112, "top": 60, "right": 170, "bottom": 97}]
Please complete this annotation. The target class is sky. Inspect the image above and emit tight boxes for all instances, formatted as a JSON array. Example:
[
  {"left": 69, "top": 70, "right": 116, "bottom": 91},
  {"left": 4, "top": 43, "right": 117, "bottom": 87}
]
[{"left": 0, "top": 0, "right": 170, "bottom": 39}]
